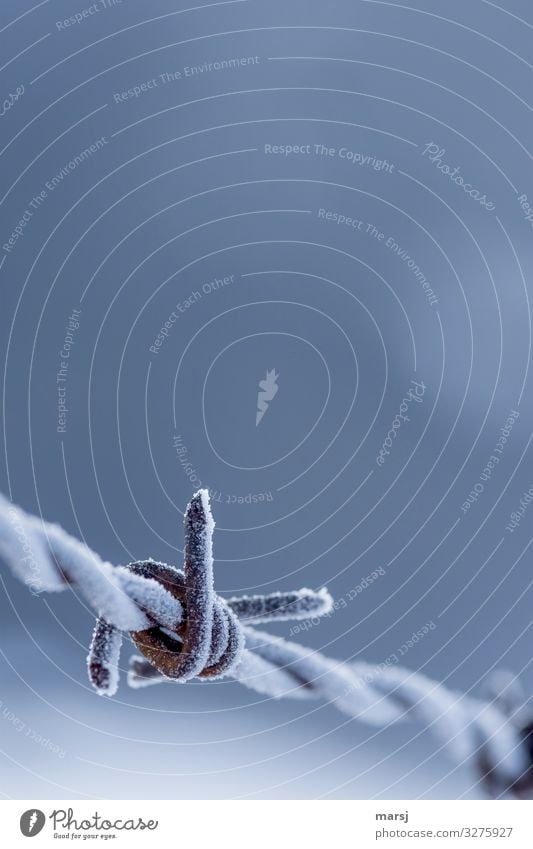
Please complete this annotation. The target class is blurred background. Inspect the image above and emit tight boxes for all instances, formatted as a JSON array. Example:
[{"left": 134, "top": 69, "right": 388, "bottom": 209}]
[{"left": 1, "top": 0, "right": 533, "bottom": 799}]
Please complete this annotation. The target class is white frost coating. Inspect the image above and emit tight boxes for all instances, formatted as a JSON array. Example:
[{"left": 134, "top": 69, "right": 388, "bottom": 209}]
[
  {"left": 238, "top": 631, "right": 530, "bottom": 785},
  {"left": 485, "top": 669, "right": 531, "bottom": 727},
  {"left": 43, "top": 522, "right": 148, "bottom": 631},
  {"left": 474, "top": 705, "right": 527, "bottom": 779},
  {"left": 127, "top": 647, "right": 318, "bottom": 699},
  {"left": 126, "top": 629, "right": 528, "bottom": 782},
  {"left": 87, "top": 619, "right": 123, "bottom": 697},
  {"left": 115, "top": 566, "right": 183, "bottom": 630},
  {"left": 233, "top": 649, "right": 318, "bottom": 699},
  {"left": 227, "top": 587, "right": 333, "bottom": 623},
  {"left": 1, "top": 490, "right": 530, "bottom": 796},
  {"left": 197, "top": 488, "right": 215, "bottom": 553},
  {"left": 0, "top": 495, "right": 175, "bottom": 631},
  {"left": 177, "top": 489, "right": 217, "bottom": 680},
  {"left": 358, "top": 663, "right": 528, "bottom": 779},
  {"left": 0, "top": 496, "right": 64, "bottom": 592},
  {"left": 356, "top": 662, "right": 475, "bottom": 757},
  {"left": 242, "top": 628, "right": 401, "bottom": 719},
  {"left": 128, "top": 666, "right": 161, "bottom": 689},
  {"left": 265, "top": 631, "right": 523, "bottom": 771}
]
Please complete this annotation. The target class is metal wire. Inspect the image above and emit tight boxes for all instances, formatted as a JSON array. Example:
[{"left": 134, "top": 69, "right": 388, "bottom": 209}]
[{"left": 1, "top": 489, "right": 532, "bottom": 798}]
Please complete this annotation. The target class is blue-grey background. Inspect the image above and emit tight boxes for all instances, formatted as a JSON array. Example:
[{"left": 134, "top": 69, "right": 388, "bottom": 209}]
[{"left": 1, "top": 0, "right": 532, "bottom": 799}]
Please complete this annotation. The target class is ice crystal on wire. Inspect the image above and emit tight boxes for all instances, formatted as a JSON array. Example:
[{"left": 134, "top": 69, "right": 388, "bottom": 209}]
[
  {"left": 88, "top": 618, "right": 123, "bottom": 696},
  {"left": 1, "top": 487, "right": 532, "bottom": 797}
]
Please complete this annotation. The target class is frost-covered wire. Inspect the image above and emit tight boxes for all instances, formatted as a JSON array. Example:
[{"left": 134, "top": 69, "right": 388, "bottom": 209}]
[
  {"left": 1, "top": 489, "right": 532, "bottom": 798},
  {"left": 0, "top": 493, "right": 183, "bottom": 631}
]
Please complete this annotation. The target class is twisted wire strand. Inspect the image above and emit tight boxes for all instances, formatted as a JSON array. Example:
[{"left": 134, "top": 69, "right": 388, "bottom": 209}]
[{"left": 1, "top": 489, "right": 532, "bottom": 797}]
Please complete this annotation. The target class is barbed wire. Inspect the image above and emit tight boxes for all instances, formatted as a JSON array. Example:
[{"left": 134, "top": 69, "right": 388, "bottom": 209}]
[{"left": 1, "top": 488, "right": 532, "bottom": 798}]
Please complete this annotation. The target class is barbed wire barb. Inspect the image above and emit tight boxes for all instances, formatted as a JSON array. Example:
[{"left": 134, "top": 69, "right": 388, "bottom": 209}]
[{"left": 1, "top": 488, "right": 532, "bottom": 798}]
